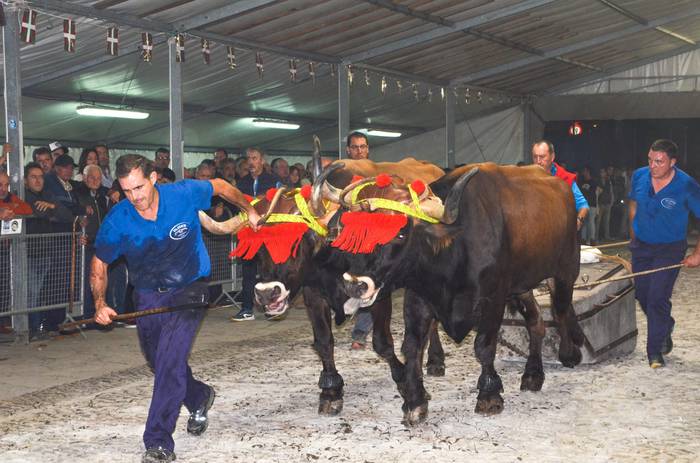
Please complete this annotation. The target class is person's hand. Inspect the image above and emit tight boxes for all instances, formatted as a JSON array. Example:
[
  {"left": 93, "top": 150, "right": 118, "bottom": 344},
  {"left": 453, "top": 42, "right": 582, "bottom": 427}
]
[
  {"left": 79, "top": 235, "right": 89, "bottom": 246},
  {"left": 213, "top": 202, "right": 224, "bottom": 218},
  {"left": 682, "top": 253, "right": 700, "bottom": 268},
  {"left": 79, "top": 215, "right": 88, "bottom": 228},
  {"left": 94, "top": 304, "right": 118, "bottom": 325},
  {"left": 247, "top": 208, "right": 261, "bottom": 232},
  {"left": 0, "top": 209, "right": 15, "bottom": 221},
  {"left": 34, "top": 200, "right": 55, "bottom": 212},
  {"left": 576, "top": 217, "right": 584, "bottom": 231},
  {"left": 108, "top": 191, "right": 121, "bottom": 204},
  {"left": 85, "top": 205, "right": 94, "bottom": 216}
]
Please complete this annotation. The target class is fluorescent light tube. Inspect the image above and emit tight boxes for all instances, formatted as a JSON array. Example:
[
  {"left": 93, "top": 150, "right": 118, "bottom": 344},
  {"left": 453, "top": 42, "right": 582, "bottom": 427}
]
[
  {"left": 251, "top": 119, "right": 300, "bottom": 130},
  {"left": 76, "top": 105, "right": 150, "bottom": 120}
]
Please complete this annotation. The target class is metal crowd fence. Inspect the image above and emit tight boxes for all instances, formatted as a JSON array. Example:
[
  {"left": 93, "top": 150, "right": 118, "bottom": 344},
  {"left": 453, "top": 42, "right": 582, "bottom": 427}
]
[
  {"left": 201, "top": 231, "right": 243, "bottom": 309},
  {"left": 0, "top": 232, "right": 85, "bottom": 337},
  {"left": 0, "top": 230, "right": 241, "bottom": 340}
]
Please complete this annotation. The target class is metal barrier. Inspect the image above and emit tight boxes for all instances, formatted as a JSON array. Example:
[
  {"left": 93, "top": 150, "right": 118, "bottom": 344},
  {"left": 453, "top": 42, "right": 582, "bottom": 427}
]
[
  {"left": 201, "top": 231, "right": 242, "bottom": 308},
  {"left": 0, "top": 229, "right": 240, "bottom": 340},
  {"left": 0, "top": 232, "right": 85, "bottom": 337}
]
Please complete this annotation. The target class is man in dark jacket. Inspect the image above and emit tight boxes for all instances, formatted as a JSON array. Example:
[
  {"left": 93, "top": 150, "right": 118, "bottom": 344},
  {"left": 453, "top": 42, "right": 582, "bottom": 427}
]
[
  {"left": 231, "top": 147, "right": 280, "bottom": 322},
  {"left": 24, "top": 162, "right": 76, "bottom": 338}
]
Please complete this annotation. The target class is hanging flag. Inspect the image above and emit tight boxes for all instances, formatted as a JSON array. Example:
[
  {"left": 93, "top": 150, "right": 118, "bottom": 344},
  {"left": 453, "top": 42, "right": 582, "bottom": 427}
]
[
  {"left": 396, "top": 80, "right": 403, "bottom": 94},
  {"left": 255, "top": 52, "right": 264, "bottom": 79},
  {"left": 477, "top": 90, "right": 483, "bottom": 103},
  {"left": 427, "top": 88, "right": 433, "bottom": 103},
  {"left": 20, "top": 9, "right": 37, "bottom": 44},
  {"left": 141, "top": 32, "right": 153, "bottom": 62},
  {"left": 289, "top": 59, "right": 297, "bottom": 82},
  {"left": 107, "top": 27, "right": 119, "bottom": 56},
  {"left": 308, "top": 62, "right": 316, "bottom": 85},
  {"left": 412, "top": 83, "right": 419, "bottom": 101},
  {"left": 330, "top": 64, "right": 337, "bottom": 78},
  {"left": 226, "top": 46, "right": 237, "bottom": 70},
  {"left": 63, "top": 19, "right": 76, "bottom": 53},
  {"left": 201, "top": 38, "right": 210, "bottom": 64},
  {"left": 347, "top": 65, "right": 353, "bottom": 85},
  {"left": 175, "top": 34, "right": 185, "bottom": 62},
  {"left": 364, "top": 69, "right": 370, "bottom": 86},
  {"left": 380, "top": 76, "right": 387, "bottom": 95}
]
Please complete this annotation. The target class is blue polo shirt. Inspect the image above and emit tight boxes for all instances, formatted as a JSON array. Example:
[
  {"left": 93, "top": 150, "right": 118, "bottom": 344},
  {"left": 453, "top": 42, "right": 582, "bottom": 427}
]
[
  {"left": 629, "top": 166, "right": 700, "bottom": 244},
  {"left": 549, "top": 165, "right": 589, "bottom": 212},
  {"left": 95, "top": 180, "right": 213, "bottom": 290}
]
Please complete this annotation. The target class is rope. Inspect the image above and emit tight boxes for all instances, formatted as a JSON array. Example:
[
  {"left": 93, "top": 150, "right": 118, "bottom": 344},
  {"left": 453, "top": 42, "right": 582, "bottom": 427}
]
[
  {"left": 573, "top": 263, "right": 684, "bottom": 290},
  {"left": 587, "top": 240, "right": 630, "bottom": 249},
  {"left": 68, "top": 216, "right": 81, "bottom": 313}
]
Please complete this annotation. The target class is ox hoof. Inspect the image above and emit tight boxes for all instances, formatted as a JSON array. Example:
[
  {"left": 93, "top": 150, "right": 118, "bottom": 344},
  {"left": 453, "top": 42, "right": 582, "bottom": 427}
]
[
  {"left": 426, "top": 363, "right": 445, "bottom": 377},
  {"left": 520, "top": 372, "right": 544, "bottom": 391},
  {"left": 559, "top": 346, "right": 582, "bottom": 368},
  {"left": 402, "top": 403, "right": 428, "bottom": 426},
  {"left": 318, "top": 398, "right": 343, "bottom": 416},
  {"left": 475, "top": 394, "right": 504, "bottom": 416}
]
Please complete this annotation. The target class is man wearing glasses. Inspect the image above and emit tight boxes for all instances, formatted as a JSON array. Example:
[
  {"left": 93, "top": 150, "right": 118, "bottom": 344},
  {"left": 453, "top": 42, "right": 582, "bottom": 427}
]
[
  {"left": 154, "top": 148, "right": 171, "bottom": 170},
  {"left": 345, "top": 132, "right": 373, "bottom": 350}
]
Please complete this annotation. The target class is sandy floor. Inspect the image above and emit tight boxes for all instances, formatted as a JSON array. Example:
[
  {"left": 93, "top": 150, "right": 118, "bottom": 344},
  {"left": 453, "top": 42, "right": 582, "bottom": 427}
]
[{"left": 1, "top": 266, "right": 699, "bottom": 462}]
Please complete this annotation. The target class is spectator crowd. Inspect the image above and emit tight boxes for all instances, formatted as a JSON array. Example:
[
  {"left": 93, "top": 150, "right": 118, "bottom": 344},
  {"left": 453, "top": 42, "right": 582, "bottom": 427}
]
[{"left": 0, "top": 142, "right": 315, "bottom": 340}]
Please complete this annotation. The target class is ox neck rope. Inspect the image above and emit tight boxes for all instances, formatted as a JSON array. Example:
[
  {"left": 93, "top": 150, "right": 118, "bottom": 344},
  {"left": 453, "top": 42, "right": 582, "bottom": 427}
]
[
  {"left": 331, "top": 181, "right": 438, "bottom": 254},
  {"left": 232, "top": 191, "right": 328, "bottom": 264}
]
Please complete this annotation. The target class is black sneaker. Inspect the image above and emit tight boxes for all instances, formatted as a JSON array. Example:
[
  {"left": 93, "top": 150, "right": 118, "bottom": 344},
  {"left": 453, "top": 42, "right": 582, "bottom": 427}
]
[
  {"left": 231, "top": 309, "right": 255, "bottom": 322},
  {"left": 648, "top": 354, "right": 665, "bottom": 369},
  {"left": 142, "top": 446, "right": 175, "bottom": 462},
  {"left": 187, "top": 385, "right": 215, "bottom": 436}
]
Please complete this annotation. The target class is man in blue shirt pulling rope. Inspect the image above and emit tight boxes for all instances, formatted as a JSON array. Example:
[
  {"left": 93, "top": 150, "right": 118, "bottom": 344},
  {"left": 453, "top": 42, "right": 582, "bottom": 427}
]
[{"left": 90, "top": 154, "right": 260, "bottom": 462}]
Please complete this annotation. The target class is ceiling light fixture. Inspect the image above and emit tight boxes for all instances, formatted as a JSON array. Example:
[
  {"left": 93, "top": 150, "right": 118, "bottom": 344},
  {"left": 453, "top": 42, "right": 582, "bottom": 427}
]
[
  {"left": 251, "top": 119, "right": 300, "bottom": 130},
  {"left": 76, "top": 105, "right": 150, "bottom": 120},
  {"left": 359, "top": 129, "right": 402, "bottom": 138}
]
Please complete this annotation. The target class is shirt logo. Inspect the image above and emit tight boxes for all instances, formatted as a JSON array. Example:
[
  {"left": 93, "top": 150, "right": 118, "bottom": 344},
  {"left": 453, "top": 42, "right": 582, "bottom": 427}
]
[
  {"left": 660, "top": 198, "right": 677, "bottom": 210},
  {"left": 169, "top": 222, "right": 190, "bottom": 240}
]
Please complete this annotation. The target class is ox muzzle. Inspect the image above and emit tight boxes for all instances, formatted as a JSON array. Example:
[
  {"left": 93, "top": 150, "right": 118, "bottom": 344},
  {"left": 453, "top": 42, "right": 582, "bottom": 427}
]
[
  {"left": 254, "top": 281, "right": 290, "bottom": 319},
  {"left": 342, "top": 273, "right": 381, "bottom": 313}
]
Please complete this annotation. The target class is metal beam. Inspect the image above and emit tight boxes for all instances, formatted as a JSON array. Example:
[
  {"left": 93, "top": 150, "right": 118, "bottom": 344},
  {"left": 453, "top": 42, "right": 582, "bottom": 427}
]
[
  {"left": 344, "top": 0, "right": 556, "bottom": 63},
  {"left": 168, "top": 37, "right": 184, "bottom": 179},
  {"left": 175, "top": 0, "right": 279, "bottom": 31},
  {"left": 32, "top": 0, "right": 172, "bottom": 32},
  {"left": 361, "top": 0, "right": 452, "bottom": 27},
  {"left": 445, "top": 87, "right": 455, "bottom": 168},
  {"left": 597, "top": 0, "right": 696, "bottom": 46},
  {"left": 451, "top": 7, "right": 700, "bottom": 86},
  {"left": 338, "top": 65, "right": 350, "bottom": 157},
  {"left": 541, "top": 43, "right": 700, "bottom": 96},
  {"left": 2, "top": 7, "right": 29, "bottom": 337}
]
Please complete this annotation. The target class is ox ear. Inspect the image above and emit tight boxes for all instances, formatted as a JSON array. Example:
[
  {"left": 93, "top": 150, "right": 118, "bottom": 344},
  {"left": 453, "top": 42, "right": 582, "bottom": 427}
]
[
  {"left": 442, "top": 167, "right": 479, "bottom": 225},
  {"left": 198, "top": 210, "right": 246, "bottom": 235},
  {"left": 418, "top": 194, "right": 444, "bottom": 219},
  {"left": 420, "top": 222, "right": 459, "bottom": 256}
]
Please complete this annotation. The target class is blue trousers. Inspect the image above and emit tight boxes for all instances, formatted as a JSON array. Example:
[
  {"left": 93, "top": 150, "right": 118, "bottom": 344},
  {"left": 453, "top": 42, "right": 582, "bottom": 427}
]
[
  {"left": 351, "top": 309, "right": 373, "bottom": 342},
  {"left": 630, "top": 238, "right": 686, "bottom": 357},
  {"left": 133, "top": 281, "right": 210, "bottom": 452}
]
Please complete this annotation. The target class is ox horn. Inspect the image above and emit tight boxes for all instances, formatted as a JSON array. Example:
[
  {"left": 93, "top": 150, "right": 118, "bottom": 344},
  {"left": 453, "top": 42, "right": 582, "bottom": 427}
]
[
  {"left": 258, "top": 187, "right": 287, "bottom": 226},
  {"left": 338, "top": 176, "right": 379, "bottom": 209},
  {"left": 441, "top": 167, "right": 479, "bottom": 225},
  {"left": 311, "top": 162, "right": 344, "bottom": 216},
  {"left": 311, "top": 135, "right": 322, "bottom": 180},
  {"left": 198, "top": 210, "right": 246, "bottom": 235}
]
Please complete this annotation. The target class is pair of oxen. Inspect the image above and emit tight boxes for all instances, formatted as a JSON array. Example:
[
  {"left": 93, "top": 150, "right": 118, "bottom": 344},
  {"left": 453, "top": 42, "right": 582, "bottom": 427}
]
[{"left": 199, "top": 143, "right": 584, "bottom": 425}]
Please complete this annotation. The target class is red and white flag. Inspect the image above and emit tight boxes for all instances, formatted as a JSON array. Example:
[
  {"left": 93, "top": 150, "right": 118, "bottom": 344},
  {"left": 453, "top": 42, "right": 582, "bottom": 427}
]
[
  {"left": 226, "top": 46, "right": 236, "bottom": 70},
  {"left": 201, "top": 38, "right": 210, "bottom": 65},
  {"left": 175, "top": 34, "right": 185, "bottom": 63},
  {"left": 142, "top": 32, "right": 153, "bottom": 62},
  {"left": 107, "top": 27, "right": 119, "bottom": 56},
  {"left": 63, "top": 19, "right": 76, "bottom": 53},
  {"left": 20, "top": 9, "right": 37, "bottom": 44}
]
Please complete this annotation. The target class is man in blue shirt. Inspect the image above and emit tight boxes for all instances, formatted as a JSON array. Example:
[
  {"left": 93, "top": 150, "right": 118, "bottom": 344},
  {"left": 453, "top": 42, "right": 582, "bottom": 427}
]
[
  {"left": 91, "top": 154, "right": 260, "bottom": 462},
  {"left": 531, "top": 140, "right": 589, "bottom": 230},
  {"left": 628, "top": 139, "right": 700, "bottom": 369}
]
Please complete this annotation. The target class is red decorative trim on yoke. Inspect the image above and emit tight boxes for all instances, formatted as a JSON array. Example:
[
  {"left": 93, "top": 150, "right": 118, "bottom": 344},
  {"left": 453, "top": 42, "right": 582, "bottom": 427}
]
[
  {"left": 331, "top": 212, "right": 407, "bottom": 254},
  {"left": 231, "top": 222, "right": 309, "bottom": 264}
]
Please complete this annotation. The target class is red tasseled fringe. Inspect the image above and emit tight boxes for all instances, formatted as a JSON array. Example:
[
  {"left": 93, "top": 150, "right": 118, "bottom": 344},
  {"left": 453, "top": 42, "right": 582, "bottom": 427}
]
[
  {"left": 230, "top": 222, "right": 309, "bottom": 264},
  {"left": 331, "top": 212, "right": 407, "bottom": 254}
]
